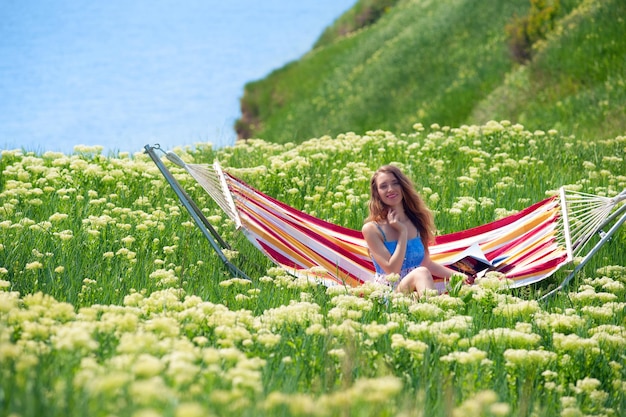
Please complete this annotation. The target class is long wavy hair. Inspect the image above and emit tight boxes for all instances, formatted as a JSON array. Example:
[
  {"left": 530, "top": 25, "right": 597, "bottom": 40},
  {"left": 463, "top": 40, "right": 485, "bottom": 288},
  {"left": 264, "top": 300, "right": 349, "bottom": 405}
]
[{"left": 365, "top": 165, "right": 435, "bottom": 247}]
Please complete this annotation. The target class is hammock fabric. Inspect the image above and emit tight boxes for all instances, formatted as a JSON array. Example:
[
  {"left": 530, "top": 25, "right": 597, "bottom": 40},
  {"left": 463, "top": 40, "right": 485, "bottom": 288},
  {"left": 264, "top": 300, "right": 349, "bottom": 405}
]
[
  {"left": 209, "top": 167, "right": 567, "bottom": 290},
  {"left": 150, "top": 147, "right": 626, "bottom": 291}
]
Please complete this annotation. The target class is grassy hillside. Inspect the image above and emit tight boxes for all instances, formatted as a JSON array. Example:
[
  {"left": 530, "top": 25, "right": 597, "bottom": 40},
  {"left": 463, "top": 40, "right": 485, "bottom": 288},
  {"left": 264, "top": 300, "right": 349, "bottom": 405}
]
[{"left": 236, "top": 0, "right": 625, "bottom": 143}]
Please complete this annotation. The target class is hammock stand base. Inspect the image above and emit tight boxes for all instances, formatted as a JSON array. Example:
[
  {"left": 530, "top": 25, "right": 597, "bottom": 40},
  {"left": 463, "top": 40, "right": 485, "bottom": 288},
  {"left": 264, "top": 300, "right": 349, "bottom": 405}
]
[{"left": 145, "top": 144, "right": 626, "bottom": 297}]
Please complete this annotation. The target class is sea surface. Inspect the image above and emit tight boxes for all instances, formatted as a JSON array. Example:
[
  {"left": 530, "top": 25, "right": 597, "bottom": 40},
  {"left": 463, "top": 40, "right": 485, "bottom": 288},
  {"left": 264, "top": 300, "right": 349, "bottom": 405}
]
[{"left": 0, "top": 0, "right": 355, "bottom": 155}]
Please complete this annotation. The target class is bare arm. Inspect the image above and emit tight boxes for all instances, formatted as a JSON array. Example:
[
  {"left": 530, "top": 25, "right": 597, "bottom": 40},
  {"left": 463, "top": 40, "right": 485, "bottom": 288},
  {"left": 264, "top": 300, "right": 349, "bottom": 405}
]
[
  {"left": 362, "top": 216, "right": 407, "bottom": 275},
  {"left": 420, "top": 250, "right": 466, "bottom": 280}
]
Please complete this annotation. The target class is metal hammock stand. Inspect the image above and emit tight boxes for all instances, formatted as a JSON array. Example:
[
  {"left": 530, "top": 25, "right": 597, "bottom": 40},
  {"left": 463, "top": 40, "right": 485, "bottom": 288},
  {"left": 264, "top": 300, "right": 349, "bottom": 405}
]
[
  {"left": 145, "top": 144, "right": 626, "bottom": 298},
  {"left": 145, "top": 144, "right": 252, "bottom": 281}
]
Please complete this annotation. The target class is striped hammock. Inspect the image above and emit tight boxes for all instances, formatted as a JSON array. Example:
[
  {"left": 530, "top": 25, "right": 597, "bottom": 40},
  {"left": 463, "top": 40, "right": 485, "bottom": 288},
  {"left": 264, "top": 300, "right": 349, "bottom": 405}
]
[{"left": 150, "top": 147, "right": 626, "bottom": 291}]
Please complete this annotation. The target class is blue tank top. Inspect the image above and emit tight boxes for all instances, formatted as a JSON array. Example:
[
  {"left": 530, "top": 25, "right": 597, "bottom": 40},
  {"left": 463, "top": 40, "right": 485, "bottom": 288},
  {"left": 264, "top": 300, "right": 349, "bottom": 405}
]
[{"left": 371, "top": 224, "right": 425, "bottom": 278}]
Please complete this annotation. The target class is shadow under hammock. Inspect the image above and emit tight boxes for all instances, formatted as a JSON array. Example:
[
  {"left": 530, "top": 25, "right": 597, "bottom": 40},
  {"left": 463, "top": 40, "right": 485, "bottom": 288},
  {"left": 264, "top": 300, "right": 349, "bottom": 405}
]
[{"left": 145, "top": 144, "right": 626, "bottom": 298}]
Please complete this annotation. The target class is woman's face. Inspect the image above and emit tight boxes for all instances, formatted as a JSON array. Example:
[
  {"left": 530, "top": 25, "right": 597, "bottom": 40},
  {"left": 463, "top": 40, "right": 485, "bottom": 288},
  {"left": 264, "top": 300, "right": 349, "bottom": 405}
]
[{"left": 375, "top": 172, "right": 403, "bottom": 207}]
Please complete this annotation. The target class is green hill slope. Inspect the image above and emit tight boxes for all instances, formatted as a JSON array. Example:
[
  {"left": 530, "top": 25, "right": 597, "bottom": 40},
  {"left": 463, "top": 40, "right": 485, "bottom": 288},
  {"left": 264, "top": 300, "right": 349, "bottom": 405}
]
[{"left": 235, "top": 0, "right": 625, "bottom": 143}]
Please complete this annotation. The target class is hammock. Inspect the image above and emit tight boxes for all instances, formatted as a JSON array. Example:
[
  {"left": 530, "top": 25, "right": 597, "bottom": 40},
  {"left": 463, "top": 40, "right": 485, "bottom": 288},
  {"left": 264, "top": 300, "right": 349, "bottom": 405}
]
[{"left": 145, "top": 145, "right": 626, "bottom": 295}]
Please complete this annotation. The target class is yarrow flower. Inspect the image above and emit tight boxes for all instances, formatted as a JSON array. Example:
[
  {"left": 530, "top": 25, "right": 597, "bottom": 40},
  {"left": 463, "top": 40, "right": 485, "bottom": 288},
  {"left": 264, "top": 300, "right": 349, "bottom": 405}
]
[
  {"left": 503, "top": 349, "right": 556, "bottom": 368},
  {"left": 362, "top": 321, "right": 399, "bottom": 340},
  {"left": 149, "top": 269, "right": 179, "bottom": 287},
  {"left": 440, "top": 347, "right": 488, "bottom": 365},
  {"left": 534, "top": 311, "right": 586, "bottom": 333},
  {"left": 569, "top": 286, "right": 618, "bottom": 304},
  {"left": 492, "top": 298, "right": 540, "bottom": 319},
  {"left": 453, "top": 390, "right": 510, "bottom": 417},
  {"left": 379, "top": 272, "right": 399, "bottom": 284},
  {"left": 219, "top": 277, "right": 252, "bottom": 287},
  {"left": 391, "top": 333, "right": 428, "bottom": 358},
  {"left": 25, "top": 261, "right": 43, "bottom": 271},
  {"left": 49, "top": 212, "right": 68, "bottom": 222},
  {"left": 475, "top": 272, "right": 512, "bottom": 291},
  {"left": 408, "top": 302, "right": 445, "bottom": 321},
  {"left": 552, "top": 333, "right": 600, "bottom": 356},
  {"left": 121, "top": 235, "right": 136, "bottom": 246},
  {"left": 54, "top": 230, "right": 74, "bottom": 241},
  {"left": 471, "top": 328, "right": 541, "bottom": 349}
]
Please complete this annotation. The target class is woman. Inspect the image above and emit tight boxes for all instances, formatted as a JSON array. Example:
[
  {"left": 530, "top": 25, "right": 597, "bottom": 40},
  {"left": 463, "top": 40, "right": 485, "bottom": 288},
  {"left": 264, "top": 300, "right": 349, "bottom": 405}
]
[{"left": 362, "top": 165, "right": 466, "bottom": 295}]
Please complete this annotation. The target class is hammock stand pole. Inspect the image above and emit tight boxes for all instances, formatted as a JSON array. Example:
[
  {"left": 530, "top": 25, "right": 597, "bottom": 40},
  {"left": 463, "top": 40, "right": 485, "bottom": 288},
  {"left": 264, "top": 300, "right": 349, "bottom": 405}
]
[
  {"left": 541, "top": 196, "right": 626, "bottom": 300},
  {"left": 144, "top": 144, "right": 252, "bottom": 281}
]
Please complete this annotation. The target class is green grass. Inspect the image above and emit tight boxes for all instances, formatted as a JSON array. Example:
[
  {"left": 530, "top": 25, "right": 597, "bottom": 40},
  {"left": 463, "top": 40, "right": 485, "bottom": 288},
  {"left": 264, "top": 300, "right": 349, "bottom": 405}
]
[
  {"left": 473, "top": 0, "right": 626, "bottom": 138},
  {"left": 237, "top": 0, "right": 625, "bottom": 144},
  {"left": 1, "top": 122, "right": 625, "bottom": 416}
]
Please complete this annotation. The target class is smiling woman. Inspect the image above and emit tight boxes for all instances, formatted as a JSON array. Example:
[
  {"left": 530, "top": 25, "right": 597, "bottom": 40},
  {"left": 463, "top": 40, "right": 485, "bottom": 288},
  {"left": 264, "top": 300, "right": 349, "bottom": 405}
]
[
  {"left": 362, "top": 165, "right": 467, "bottom": 294},
  {"left": 0, "top": 0, "right": 356, "bottom": 155}
]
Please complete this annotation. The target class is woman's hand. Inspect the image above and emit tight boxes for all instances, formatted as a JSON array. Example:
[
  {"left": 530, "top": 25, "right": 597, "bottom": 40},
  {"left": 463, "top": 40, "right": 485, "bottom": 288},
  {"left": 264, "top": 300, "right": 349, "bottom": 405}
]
[
  {"left": 387, "top": 209, "right": 407, "bottom": 233},
  {"left": 465, "top": 272, "right": 477, "bottom": 285}
]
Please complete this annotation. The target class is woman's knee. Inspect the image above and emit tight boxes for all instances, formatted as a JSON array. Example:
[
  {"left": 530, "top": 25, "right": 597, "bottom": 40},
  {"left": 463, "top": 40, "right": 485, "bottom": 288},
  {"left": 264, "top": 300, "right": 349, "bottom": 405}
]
[
  {"left": 398, "top": 267, "right": 434, "bottom": 293},
  {"left": 409, "top": 267, "right": 433, "bottom": 284},
  {"left": 414, "top": 266, "right": 432, "bottom": 279}
]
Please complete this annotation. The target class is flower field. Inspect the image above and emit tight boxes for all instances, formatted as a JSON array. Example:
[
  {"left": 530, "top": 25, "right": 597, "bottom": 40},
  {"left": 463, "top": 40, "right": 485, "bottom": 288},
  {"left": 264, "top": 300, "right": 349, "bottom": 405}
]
[{"left": 1, "top": 121, "right": 625, "bottom": 416}]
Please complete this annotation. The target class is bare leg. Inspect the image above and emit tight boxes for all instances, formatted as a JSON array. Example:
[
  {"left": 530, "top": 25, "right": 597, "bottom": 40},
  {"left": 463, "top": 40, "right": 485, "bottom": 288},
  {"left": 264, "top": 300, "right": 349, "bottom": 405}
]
[{"left": 396, "top": 266, "right": 435, "bottom": 296}]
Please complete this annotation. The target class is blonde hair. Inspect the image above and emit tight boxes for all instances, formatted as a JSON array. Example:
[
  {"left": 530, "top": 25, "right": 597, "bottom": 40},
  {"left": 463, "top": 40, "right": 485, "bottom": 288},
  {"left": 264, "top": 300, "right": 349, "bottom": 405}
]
[{"left": 365, "top": 165, "right": 435, "bottom": 247}]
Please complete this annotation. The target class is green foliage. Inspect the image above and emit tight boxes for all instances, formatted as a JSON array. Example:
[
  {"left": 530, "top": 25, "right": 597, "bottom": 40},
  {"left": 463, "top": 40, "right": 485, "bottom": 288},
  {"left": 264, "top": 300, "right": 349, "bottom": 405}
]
[
  {"left": 505, "top": 0, "right": 561, "bottom": 63},
  {"left": 313, "top": 0, "right": 402, "bottom": 49},
  {"left": 237, "top": 0, "right": 528, "bottom": 143},
  {"left": 236, "top": 0, "right": 624, "bottom": 144},
  {"left": 474, "top": 0, "right": 626, "bottom": 138}
]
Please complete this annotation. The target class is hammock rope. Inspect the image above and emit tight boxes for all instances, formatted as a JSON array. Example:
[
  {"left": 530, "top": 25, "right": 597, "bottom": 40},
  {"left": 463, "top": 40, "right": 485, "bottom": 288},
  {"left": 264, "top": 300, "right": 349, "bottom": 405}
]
[{"left": 147, "top": 145, "right": 626, "bottom": 293}]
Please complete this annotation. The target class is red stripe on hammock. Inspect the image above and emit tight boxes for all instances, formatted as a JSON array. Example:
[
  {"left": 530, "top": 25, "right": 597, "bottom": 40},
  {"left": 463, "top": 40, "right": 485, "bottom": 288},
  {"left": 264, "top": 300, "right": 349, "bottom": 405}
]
[
  {"left": 231, "top": 184, "right": 375, "bottom": 271},
  {"left": 493, "top": 239, "right": 560, "bottom": 275},
  {"left": 487, "top": 216, "right": 558, "bottom": 261},
  {"left": 433, "top": 196, "right": 558, "bottom": 245},
  {"left": 257, "top": 240, "right": 366, "bottom": 286},
  {"left": 503, "top": 254, "right": 568, "bottom": 279},
  {"left": 239, "top": 198, "right": 374, "bottom": 279},
  {"left": 229, "top": 174, "right": 559, "bottom": 248},
  {"left": 228, "top": 174, "right": 364, "bottom": 239}
]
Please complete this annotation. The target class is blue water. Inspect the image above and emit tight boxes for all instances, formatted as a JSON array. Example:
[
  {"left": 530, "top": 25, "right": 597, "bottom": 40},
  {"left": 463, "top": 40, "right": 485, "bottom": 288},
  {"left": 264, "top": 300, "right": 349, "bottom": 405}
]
[{"left": 0, "top": 0, "right": 354, "bottom": 155}]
